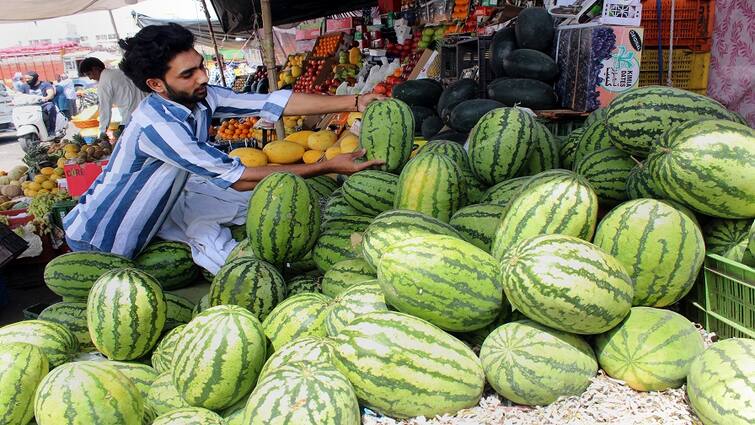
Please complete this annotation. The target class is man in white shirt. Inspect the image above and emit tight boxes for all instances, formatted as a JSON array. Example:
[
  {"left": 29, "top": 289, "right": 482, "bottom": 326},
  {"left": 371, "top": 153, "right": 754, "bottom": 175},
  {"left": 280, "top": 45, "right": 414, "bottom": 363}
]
[
  {"left": 58, "top": 74, "right": 78, "bottom": 116},
  {"left": 78, "top": 57, "right": 147, "bottom": 136}
]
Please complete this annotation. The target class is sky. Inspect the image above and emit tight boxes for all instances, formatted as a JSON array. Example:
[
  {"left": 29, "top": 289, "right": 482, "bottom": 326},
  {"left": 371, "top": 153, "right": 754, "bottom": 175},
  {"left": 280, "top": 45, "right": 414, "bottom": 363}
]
[{"left": 0, "top": 0, "right": 218, "bottom": 49}]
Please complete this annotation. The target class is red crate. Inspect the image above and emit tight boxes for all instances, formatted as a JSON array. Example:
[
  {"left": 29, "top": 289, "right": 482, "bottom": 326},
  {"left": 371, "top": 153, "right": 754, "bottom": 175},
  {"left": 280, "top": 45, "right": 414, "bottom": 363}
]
[{"left": 641, "top": 0, "right": 714, "bottom": 52}]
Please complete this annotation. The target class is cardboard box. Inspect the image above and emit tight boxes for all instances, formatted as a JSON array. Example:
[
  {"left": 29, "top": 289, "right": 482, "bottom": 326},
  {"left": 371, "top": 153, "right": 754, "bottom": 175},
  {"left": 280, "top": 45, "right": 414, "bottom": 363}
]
[
  {"left": 64, "top": 160, "right": 108, "bottom": 197},
  {"left": 555, "top": 25, "right": 644, "bottom": 111}
]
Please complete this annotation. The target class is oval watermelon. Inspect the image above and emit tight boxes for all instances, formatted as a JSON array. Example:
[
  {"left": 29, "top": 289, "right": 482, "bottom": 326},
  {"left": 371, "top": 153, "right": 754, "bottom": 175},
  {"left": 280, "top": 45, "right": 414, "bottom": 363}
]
[
  {"left": 360, "top": 98, "right": 414, "bottom": 173},
  {"left": 331, "top": 311, "right": 485, "bottom": 418},
  {"left": 379, "top": 234, "right": 504, "bottom": 332},
  {"left": 480, "top": 320, "right": 597, "bottom": 405},
  {"left": 394, "top": 152, "right": 466, "bottom": 223},
  {"left": 246, "top": 172, "right": 321, "bottom": 266},
  {"left": 595, "top": 307, "right": 704, "bottom": 391},
  {"left": 593, "top": 199, "right": 705, "bottom": 307},
  {"left": 208, "top": 257, "right": 286, "bottom": 321},
  {"left": 0, "top": 343, "right": 48, "bottom": 425},
  {"left": 500, "top": 234, "right": 634, "bottom": 334},
  {"left": 261, "top": 292, "right": 332, "bottom": 351}
]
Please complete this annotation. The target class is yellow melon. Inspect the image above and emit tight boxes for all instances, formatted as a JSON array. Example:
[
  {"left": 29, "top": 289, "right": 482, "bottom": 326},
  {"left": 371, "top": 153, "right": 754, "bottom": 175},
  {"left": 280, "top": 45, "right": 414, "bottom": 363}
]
[
  {"left": 33, "top": 175, "right": 48, "bottom": 184},
  {"left": 347, "top": 112, "right": 363, "bottom": 127},
  {"left": 53, "top": 167, "right": 65, "bottom": 176},
  {"left": 40, "top": 167, "right": 55, "bottom": 176},
  {"left": 41, "top": 180, "right": 56, "bottom": 190},
  {"left": 308, "top": 131, "right": 338, "bottom": 151},
  {"left": 338, "top": 132, "right": 360, "bottom": 153},
  {"left": 229, "top": 147, "right": 268, "bottom": 167},
  {"left": 302, "top": 150, "right": 325, "bottom": 164},
  {"left": 285, "top": 130, "right": 315, "bottom": 148},
  {"left": 262, "top": 141, "right": 306, "bottom": 164},
  {"left": 325, "top": 146, "right": 342, "bottom": 160}
]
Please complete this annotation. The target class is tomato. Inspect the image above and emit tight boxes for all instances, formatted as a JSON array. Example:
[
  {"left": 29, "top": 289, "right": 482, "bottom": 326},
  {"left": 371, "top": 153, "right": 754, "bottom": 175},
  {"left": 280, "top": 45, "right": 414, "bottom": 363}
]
[{"left": 373, "top": 83, "right": 387, "bottom": 95}]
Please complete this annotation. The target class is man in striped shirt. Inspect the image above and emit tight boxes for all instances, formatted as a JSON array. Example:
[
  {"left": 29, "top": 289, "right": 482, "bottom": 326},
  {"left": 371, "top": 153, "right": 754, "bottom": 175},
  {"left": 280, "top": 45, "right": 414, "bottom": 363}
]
[{"left": 64, "top": 23, "right": 384, "bottom": 258}]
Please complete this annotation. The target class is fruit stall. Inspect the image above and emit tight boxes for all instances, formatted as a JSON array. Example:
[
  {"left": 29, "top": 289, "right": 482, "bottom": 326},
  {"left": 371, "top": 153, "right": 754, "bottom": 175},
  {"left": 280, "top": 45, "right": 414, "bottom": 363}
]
[{"left": 1, "top": 1, "right": 754, "bottom": 425}]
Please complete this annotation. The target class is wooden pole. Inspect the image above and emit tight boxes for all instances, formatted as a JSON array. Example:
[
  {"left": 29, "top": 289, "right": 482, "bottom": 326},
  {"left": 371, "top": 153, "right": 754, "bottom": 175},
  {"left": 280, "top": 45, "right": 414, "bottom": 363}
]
[
  {"left": 199, "top": 0, "right": 227, "bottom": 87},
  {"left": 260, "top": 0, "right": 285, "bottom": 140}
]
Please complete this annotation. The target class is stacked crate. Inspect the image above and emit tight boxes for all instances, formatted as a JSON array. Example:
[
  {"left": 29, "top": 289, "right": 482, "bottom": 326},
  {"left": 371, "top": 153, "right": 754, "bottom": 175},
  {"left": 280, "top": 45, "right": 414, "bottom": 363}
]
[{"left": 639, "top": 0, "right": 714, "bottom": 94}]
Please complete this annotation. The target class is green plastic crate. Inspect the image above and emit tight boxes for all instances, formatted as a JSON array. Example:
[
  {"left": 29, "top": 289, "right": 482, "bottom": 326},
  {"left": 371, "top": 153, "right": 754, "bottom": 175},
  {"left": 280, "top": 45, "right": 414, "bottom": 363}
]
[{"left": 682, "top": 254, "right": 755, "bottom": 339}]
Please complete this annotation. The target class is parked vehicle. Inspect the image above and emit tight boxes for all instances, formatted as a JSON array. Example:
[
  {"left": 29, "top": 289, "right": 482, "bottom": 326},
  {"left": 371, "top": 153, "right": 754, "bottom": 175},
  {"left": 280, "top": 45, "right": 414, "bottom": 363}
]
[
  {"left": 0, "top": 84, "right": 12, "bottom": 131},
  {"left": 11, "top": 93, "right": 68, "bottom": 152}
]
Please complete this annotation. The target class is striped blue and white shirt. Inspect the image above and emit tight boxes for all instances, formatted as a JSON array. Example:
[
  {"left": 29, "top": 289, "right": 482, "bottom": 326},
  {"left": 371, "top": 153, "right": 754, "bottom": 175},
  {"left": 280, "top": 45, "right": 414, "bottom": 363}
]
[{"left": 64, "top": 85, "right": 292, "bottom": 258}]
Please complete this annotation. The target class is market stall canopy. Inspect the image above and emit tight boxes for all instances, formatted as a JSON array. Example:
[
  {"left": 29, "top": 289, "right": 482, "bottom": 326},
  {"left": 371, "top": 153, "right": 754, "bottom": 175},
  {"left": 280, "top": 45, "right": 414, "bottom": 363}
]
[
  {"left": 0, "top": 0, "right": 144, "bottom": 22},
  {"left": 134, "top": 13, "right": 296, "bottom": 62},
  {"left": 209, "top": 0, "right": 376, "bottom": 33}
]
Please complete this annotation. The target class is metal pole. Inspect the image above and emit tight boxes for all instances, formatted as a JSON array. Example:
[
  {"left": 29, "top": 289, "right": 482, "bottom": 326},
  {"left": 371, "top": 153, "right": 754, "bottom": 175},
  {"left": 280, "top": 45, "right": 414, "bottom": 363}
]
[
  {"left": 260, "top": 0, "right": 285, "bottom": 140},
  {"left": 108, "top": 10, "right": 121, "bottom": 39},
  {"left": 199, "top": 0, "right": 227, "bottom": 87}
]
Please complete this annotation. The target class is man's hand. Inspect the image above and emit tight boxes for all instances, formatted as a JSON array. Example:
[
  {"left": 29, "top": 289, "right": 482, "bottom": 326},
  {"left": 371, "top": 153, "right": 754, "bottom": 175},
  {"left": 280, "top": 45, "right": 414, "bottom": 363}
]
[
  {"left": 325, "top": 149, "right": 384, "bottom": 174},
  {"left": 357, "top": 93, "right": 388, "bottom": 112}
]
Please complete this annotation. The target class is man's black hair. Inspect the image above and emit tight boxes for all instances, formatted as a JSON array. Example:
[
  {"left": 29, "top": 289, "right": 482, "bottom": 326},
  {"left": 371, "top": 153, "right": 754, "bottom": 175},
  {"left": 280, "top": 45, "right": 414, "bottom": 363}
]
[
  {"left": 78, "top": 57, "right": 105, "bottom": 75},
  {"left": 118, "top": 23, "right": 196, "bottom": 93}
]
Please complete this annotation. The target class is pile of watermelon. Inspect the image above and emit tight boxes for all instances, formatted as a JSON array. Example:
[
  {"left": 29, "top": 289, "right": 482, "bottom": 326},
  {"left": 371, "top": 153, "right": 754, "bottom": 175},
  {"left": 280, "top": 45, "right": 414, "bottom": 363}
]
[{"left": 1, "top": 84, "right": 755, "bottom": 425}]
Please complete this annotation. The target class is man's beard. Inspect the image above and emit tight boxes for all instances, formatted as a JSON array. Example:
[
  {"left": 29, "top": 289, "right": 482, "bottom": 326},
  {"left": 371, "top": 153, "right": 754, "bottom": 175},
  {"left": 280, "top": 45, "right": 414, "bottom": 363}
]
[{"left": 165, "top": 82, "right": 208, "bottom": 106}]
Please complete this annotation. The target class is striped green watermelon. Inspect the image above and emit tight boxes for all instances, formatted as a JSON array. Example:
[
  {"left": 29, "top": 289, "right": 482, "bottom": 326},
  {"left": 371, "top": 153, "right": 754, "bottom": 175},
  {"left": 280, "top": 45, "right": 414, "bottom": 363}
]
[
  {"left": 43, "top": 251, "right": 134, "bottom": 300},
  {"left": 594, "top": 199, "right": 705, "bottom": 307},
  {"left": 519, "top": 122, "right": 560, "bottom": 176},
  {"left": 208, "top": 257, "right": 286, "bottom": 321},
  {"left": 172, "top": 305, "right": 266, "bottom": 410},
  {"left": 220, "top": 399, "right": 247, "bottom": 425},
  {"left": 687, "top": 338, "right": 755, "bottom": 425},
  {"left": 34, "top": 361, "right": 143, "bottom": 425},
  {"left": 702, "top": 218, "right": 752, "bottom": 255},
  {"left": 321, "top": 258, "right": 376, "bottom": 297},
  {"left": 38, "top": 301, "right": 93, "bottom": 351},
  {"left": 242, "top": 361, "right": 360, "bottom": 425},
  {"left": 325, "top": 280, "right": 387, "bottom": 336},
  {"left": 150, "top": 325, "right": 185, "bottom": 374},
  {"left": 322, "top": 190, "right": 361, "bottom": 222},
  {"left": 647, "top": 119, "right": 755, "bottom": 218},
  {"left": 572, "top": 120, "right": 613, "bottom": 168},
  {"left": 191, "top": 294, "right": 210, "bottom": 318},
  {"left": 480, "top": 320, "right": 597, "bottom": 405},
  {"left": 153, "top": 407, "right": 225, "bottom": 425},
  {"left": 321, "top": 214, "right": 374, "bottom": 233},
  {"left": 87, "top": 268, "right": 167, "bottom": 361},
  {"left": 491, "top": 170, "right": 598, "bottom": 260},
  {"left": 332, "top": 311, "right": 485, "bottom": 418},
  {"left": 595, "top": 307, "right": 704, "bottom": 391},
  {"left": 257, "top": 336, "right": 336, "bottom": 382},
  {"left": 625, "top": 161, "right": 664, "bottom": 200},
  {"left": 135, "top": 241, "right": 198, "bottom": 290},
  {"left": 360, "top": 98, "right": 414, "bottom": 173},
  {"left": 226, "top": 238, "right": 254, "bottom": 262},
  {"left": 461, "top": 167, "right": 488, "bottom": 204},
  {"left": 418, "top": 140, "right": 470, "bottom": 169},
  {"left": 261, "top": 292, "right": 332, "bottom": 351},
  {"left": 500, "top": 234, "right": 634, "bottom": 334},
  {"left": 164, "top": 292, "right": 194, "bottom": 328},
  {"left": 558, "top": 127, "right": 586, "bottom": 170},
  {"left": 147, "top": 372, "right": 190, "bottom": 415},
  {"left": 0, "top": 343, "right": 48, "bottom": 425},
  {"left": 605, "top": 86, "right": 744, "bottom": 157},
  {"left": 480, "top": 176, "right": 531, "bottom": 206},
  {"left": 574, "top": 146, "right": 635, "bottom": 206},
  {"left": 394, "top": 152, "right": 466, "bottom": 222},
  {"left": 306, "top": 175, "right": 340, "bottom": 200},
  {"left": 584, "top": 108, "right": 607, "bottom": 127},
  {"left": 286, "top": 275, "right": 322, "bottom": 295},
  {"left": 360, "top": 209, "right": 462, "bottom": 269},
  {"left": 455, "top": 303, "right": 512, "bottom": 348},
  {"left": 0, "top": 320, "right": 78, "bottom": 368},
  {"left": 723, "top": 238, "right": 752, "bottom": 265},
  {"left": 282, "top": 250, "right": 319, "bottom": 278},
  {"left": 312, "top": 227, "right": 365, "bottom": 273},
  {"left": 449, "top": 203, "right": 508, "bottom": 252},
  {"left": 467, "top": 107, "right": 538, "bottom": 185},
  {"left": 659, "top": 199, "right": 701, "bottom": 229},
  {"left": 379, "top": 234, "right": 503, "bottom": 331},
  {"left": 246, "top": 172, "right": 321, "bottom": 266},
  {"left": 108, "top": 361, "right": 159, "bottom": 401},
  {"left": 342, "top": 170, "right": 399, "bottom": 216}
]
